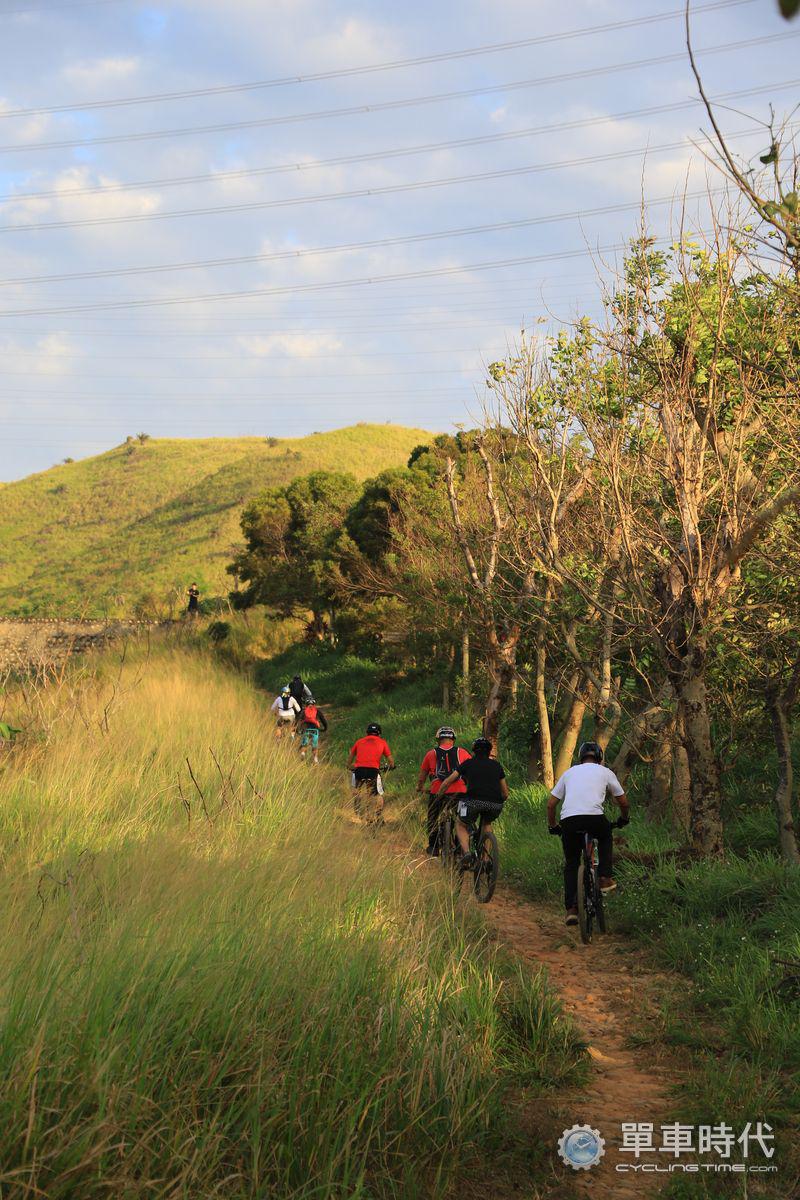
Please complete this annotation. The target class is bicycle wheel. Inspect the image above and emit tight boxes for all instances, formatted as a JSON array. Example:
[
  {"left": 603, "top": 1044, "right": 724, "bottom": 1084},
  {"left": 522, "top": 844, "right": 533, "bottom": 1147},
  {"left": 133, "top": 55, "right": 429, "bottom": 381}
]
[
  {"left": 440, "top": 813, "right": 463, "bottom": 890},
  {"left": 576, "top": 860, "right": 593, "bottom": 944},
  {"left": 473, "top": 828, "right": 499, "bottom": 903}
]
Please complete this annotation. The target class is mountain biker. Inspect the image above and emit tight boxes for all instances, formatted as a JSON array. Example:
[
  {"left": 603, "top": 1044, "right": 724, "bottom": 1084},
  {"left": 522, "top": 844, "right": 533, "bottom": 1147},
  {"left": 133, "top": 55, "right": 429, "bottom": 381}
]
[
  {"left": 299, "top": 696, "right": 328, "bottom": 765},
  {"left": 438, "top": 736, "right": 509, "bottom": 867},
  {"left": 348, "top": 723, "right": 395, "bottom": 821},
  {"left": 270, "top": 686, "right": 300, "bottom": 738},
  {"left": 416, "top": 726, "right": 472, "bottom": 857},
  {"left": 186, "top": 582, "right": 200, "bottom": 616},
  {"left": 547, "top": 741, "right": 630, "bottom": 927},
  {"left": 289, "top": 674, "right": 313, "bottom": 708}
]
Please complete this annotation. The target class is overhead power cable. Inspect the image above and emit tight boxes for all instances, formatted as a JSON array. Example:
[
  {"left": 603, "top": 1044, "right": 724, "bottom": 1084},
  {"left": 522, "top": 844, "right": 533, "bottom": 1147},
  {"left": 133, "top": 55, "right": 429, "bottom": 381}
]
[
  {"left": 0, "top": 127, "right": 770, "bottom": 235},
  {"left": 0, "top": 189, "right": 720, "bottom": 286},
  {"left": 0, "top": 31, "right": 792, "bottom": 155},
  {"left": 0, "top": 239, "right": 677, "bottom": 318},
  {"left": 2, "top": 78, "right": 791, "bottom": 207},
  {"left": 0, "top": 0, "right": 755, "bottom": 117}
]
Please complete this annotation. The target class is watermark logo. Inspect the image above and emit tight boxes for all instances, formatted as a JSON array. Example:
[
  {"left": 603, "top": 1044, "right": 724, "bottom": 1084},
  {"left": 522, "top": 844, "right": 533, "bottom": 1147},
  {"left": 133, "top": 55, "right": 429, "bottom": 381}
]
[{"left": 558, "top": 1124, "right": 606, "bottom": 1170}]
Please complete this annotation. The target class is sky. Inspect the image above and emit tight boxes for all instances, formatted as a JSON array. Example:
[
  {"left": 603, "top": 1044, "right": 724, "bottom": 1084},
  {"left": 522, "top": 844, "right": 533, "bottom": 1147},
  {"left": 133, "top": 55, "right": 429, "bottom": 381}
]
[{"left": 0, "top": 0, "right": 797, "bottom": 480}]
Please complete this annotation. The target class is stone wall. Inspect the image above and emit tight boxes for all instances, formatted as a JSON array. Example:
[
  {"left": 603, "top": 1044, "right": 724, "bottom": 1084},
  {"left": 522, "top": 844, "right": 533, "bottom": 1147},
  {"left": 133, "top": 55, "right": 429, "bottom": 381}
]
[{"left": 0, "top": 618, "right": 165, "bottom": 674}]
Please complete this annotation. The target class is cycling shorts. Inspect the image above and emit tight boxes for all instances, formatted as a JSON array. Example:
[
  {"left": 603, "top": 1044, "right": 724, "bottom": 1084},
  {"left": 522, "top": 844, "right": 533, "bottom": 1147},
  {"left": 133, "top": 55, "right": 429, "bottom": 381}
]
[
  {"left": 275, "top": 709, "right": 296, "bottom": 722},
  {"left": 456, "top": 797, "right": 504, "bottom": 824},
  {"left": 351, "top": 766, "right": 384, "bottom": 795},
  {"left": 301, "top": 727, "right": 320, "bottom": 748}
]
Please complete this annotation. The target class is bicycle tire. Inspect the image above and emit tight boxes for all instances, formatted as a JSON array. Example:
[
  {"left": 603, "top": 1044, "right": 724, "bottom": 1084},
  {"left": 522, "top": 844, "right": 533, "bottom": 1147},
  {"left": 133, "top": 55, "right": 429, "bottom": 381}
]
[
  {"left": 577, "top": 861, "right": 593, "bottom": 944},
  {"left": 473, "top": 828, "right": 499, "bottom": 903}
]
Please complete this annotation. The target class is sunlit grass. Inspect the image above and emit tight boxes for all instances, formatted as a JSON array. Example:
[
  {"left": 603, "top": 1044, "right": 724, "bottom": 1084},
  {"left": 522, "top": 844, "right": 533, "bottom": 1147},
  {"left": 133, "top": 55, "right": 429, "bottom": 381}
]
[{"left": 0, "top": 643, "right": 583, "bottom": 1197}]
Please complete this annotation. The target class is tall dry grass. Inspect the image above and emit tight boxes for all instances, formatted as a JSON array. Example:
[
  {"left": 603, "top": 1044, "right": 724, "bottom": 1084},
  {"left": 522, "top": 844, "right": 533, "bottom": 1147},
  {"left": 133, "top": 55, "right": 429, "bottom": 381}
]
[{"left": 0, "top": 643, "right": 582, "bottom": 1198}]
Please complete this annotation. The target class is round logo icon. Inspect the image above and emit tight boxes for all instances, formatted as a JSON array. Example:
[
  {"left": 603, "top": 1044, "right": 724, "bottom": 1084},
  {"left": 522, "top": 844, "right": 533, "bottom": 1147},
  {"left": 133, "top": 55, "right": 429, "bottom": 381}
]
[{"left": 557, "top": 1124, "right": 606, "bottom": 1170}]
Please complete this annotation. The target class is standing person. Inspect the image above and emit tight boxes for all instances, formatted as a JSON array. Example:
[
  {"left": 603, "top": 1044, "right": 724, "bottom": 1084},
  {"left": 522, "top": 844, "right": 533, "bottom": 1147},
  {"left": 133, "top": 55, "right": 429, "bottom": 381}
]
[
  {"left": 547, "top": 741, "right": 630, "bottom": 927},
  {"left": 416, "top": 727, "right": 471, "bottom": 857},
  {"left": 438, "top": 737, "right": 508, "bottom": 867},
  {"left": 288, "top": 674, "right": 312, "bottom": 708},
  {"left": 348, "top": 723, "right": 395, "bottom": 822},
  {"left": 270, "top": 686, "right": 300, "bottom": 738},
  {"left": 186, "top": 582, "right": 200, "bottom": 616},
  {"left": 299, "top": 695, "right": 328, "bottom": 765}
]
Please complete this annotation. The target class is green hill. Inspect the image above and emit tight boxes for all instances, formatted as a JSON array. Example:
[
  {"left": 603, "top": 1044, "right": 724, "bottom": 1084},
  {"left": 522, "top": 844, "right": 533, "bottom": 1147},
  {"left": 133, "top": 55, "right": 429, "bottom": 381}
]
[{"left": 0, "top": 425, "right": 429, "bottom": 617}]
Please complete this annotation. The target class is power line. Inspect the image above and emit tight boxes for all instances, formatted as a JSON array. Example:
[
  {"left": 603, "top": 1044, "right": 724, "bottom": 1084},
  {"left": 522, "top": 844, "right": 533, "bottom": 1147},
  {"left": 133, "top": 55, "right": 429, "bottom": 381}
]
[
  {"left": 5, "top": 78, "right": 790, "bottom": 207},
  {"left": 1, "top": 32, "right": 792, "bottom": 155},
  {"left": 0, "top": 189, "right": 720, "bottom": 285},
  {"left": 0, "top": 365, "right": 485, "bottom": 380},
  {"left": 0, "top": 239, "right": 676, "bottom": 317},
  {"left": 0, "top": 0, "right": 123, "bottom": 17},
  {"left": 0, "top": 0, "right": 755, "bottom": 117},
  {"left": 0, "top": 127, "right": 768, "bottom": 235}
]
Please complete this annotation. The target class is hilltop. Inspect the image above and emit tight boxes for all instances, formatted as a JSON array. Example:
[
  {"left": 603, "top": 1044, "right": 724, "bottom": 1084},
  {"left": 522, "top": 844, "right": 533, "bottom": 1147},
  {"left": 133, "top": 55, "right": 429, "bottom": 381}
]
[{"left": 0, "top": 425, "right": 429, "bottom": 617}]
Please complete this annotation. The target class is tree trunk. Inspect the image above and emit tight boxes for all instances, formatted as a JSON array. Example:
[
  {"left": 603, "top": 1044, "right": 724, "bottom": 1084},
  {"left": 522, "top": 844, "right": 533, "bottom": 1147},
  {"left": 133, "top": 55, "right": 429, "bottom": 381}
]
[
  {"left": 767, "top": 693, "right": 800, "bottom": 865},
  {"left": 527, "top": 726, "right": 543, "bottom": 784},
  {"left": 554, "top": 691, "right": 587, "bottom": 779},
  {"left": 671, "top": 737, "right": 691, "bottom": 838},
  {"left": 534, "top": 623, "right": 554, "bottom": 788},
  {"left": 674, "top": 649, "right": 724, "bottom": 856},
  {"left": 483, "top": 654, "right": 517, "bottom": 748},
  {"left": 461, "top": 629, "right": 470, "bottom": 719},
  {"left": 648, "top": 734, "right": 672, "bottom": 820}
]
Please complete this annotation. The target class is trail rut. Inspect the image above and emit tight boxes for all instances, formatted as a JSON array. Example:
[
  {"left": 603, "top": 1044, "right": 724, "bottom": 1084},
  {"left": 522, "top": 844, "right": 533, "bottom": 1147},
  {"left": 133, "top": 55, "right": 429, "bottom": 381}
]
[{"left": 484, "top": 888, "right": 676, "bottom": 1198}]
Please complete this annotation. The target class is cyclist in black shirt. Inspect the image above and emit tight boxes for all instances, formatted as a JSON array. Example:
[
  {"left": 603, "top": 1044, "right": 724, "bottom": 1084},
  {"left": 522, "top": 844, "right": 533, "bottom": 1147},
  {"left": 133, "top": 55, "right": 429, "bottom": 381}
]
[{"left": 438, "top": 736, "right": 509, "bottom": 866}]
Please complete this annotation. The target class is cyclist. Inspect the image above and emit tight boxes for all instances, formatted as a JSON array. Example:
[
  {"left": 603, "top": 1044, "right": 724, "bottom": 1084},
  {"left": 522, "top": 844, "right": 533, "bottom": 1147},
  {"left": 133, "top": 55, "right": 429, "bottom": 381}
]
[
  {"left": 438, "top": 736, "right": 508, "bottom": 866},
  {"left": 416, "top": 726, "right": 471, "bottom": 856},
  {"left": 348, "top": 723, "right": 395, "bottom": 821},
  {"left": 298, "top": 696, "right": 328, "bottom": 764},
  {"left": 270, "top": 686, "right": 300, "bottom": 738},
  {"left": 289, "top": 674, "right": 313, "bottom": 708},
  {"left": 547, "top": 741, "right": 630, "bottom": 927}
]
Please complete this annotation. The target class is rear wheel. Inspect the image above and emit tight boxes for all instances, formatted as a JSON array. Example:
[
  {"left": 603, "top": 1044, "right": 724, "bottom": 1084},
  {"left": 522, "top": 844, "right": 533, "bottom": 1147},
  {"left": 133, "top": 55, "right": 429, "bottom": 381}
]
[
  {"left": 595, "top": 877, "right": 607, "bottom": 933},
  {"left": 440, "top": 813, "right": 462, "bottom": 889},
  {"left": 577, "top": 860, "right": 593, "bottom": 944},
  {"left": 473, "top": 829, "right": 498, "bottom": 903}
]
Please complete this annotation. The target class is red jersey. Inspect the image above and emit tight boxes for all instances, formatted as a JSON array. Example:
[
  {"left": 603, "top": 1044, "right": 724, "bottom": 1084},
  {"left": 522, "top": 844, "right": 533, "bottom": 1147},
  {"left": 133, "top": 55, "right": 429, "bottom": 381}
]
[
  {"left": 420, "top": 746, "right": 471, "bottom": 794},
  {"left": 350, "top": 735, "right": 392, "bottom": 769}
]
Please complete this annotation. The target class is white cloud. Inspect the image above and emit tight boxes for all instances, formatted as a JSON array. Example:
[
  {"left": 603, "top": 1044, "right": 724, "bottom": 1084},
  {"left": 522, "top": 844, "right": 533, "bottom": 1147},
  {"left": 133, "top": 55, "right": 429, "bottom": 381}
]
[
  {"left": 236, "top": 332, "right": 344, "bottom": 358},
  {"left": 61, "top": 56, "right": 141, "bottom": 90}
]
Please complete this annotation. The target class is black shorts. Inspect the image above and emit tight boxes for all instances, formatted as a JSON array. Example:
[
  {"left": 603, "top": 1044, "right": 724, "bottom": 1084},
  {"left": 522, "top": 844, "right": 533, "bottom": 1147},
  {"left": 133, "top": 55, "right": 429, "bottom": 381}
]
[
  {"left": 352, "top": 767, "right": 383, "bottom": 796},
  {"left": 456, "top": 798, "right": 504, "bottom": 824}
]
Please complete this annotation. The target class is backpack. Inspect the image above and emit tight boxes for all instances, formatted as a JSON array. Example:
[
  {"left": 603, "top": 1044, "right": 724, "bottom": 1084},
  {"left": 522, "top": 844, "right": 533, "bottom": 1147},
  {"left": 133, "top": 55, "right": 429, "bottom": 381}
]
[
  {"left": 303, "top": 704, "right": 320, "bottom": 728},
  {"left": 280, "top": 695, "right": 292, "bottom": 711},
  {"left": 434, "top": 745, "right": 460, "bottom": 780}
]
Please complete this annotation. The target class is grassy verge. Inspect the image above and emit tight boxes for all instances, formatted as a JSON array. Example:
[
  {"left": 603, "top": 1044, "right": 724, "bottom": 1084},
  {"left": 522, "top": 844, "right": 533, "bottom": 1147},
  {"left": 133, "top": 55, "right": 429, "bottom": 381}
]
[
  {"left": 0, "top": 638, "right": 584, "bottom": 1198},
  {"left": 248, "top": 638, "right": 800, "bottom": 1198}
]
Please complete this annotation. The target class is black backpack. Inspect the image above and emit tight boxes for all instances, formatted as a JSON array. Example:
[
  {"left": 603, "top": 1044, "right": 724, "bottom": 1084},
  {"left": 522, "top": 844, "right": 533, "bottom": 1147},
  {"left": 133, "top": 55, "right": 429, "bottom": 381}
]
[{"left": 434, "top": 745, "right": 460, "bottom": 780}]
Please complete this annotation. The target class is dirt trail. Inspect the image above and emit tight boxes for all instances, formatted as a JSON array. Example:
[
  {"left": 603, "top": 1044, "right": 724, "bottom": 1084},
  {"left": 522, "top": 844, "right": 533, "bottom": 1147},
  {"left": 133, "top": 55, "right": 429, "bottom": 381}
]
[{"left": 484, "top": 888, "right": 675, "bottom": 1198}]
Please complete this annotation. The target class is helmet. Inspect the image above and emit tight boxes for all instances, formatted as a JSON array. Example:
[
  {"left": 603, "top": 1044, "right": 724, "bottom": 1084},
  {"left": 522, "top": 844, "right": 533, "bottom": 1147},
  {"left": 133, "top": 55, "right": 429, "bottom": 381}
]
[
  {"left": 366, "top": 723, "right": 382, "bottom": 736},
  {"left": 306, "top": 695, "right": 316, "bottom": 705},
  {"left": 472, "top": 736, "right": 493, "bottom": 756},
  {"left": 436, "top": 726, "right": 456, "bottom": 741},
  {"left": 578, "top": 741, "right": 603, "bottom": 763},
  {"left": 281, "top": 686, "right": 290, "bottom": 696}
]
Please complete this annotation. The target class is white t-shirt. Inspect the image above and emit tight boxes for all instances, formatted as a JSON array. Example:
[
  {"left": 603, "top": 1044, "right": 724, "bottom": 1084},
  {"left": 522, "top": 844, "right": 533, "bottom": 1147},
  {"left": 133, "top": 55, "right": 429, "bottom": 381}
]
[
  {"left": 271, "top": 695, "right": 300, "bottom": 719},
  {"left": 551, "top": 763, "right": 625, "bottom": 820}
]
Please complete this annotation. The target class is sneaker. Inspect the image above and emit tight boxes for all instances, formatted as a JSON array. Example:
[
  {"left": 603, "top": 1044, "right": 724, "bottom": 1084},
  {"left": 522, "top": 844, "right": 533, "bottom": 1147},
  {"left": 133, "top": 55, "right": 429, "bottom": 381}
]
[
  {"left": 459, "top": 851, "right": 476, "bottom": 870},
  {"left": 599, "top": 877, "right": 617, "bottom": 895},
  {"left": 565, "top": 907, "right": 579, "bottom": 926}
]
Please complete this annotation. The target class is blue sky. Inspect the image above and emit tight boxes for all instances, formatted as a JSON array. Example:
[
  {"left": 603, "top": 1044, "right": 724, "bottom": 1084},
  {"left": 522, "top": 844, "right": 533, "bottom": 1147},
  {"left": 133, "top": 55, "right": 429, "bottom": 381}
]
[{"left": 0, "top": 0, "right": 797, "bottom": 479}]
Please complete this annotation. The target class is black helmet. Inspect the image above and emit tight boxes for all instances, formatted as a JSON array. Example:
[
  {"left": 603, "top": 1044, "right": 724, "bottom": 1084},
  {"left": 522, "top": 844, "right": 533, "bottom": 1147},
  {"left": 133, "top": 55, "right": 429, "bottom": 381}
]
[
  {"left": 578, "top": 741, "right": 603, "bottom": 763},
  {"left": 472, "top": 736, "right": 493, "bottom": 756},
  {"left": 366, "top": 723, "right": 382, "bottom": 736},
  {"left": 436, "top": 726, "right": 456, "bottom": 741}
]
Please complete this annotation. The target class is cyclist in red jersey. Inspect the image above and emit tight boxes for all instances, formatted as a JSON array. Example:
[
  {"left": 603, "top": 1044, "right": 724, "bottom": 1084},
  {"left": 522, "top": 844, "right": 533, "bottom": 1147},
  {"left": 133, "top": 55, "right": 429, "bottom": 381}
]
[
  {"left": 416, "top": 726, "right": 472, "bottom": 857},
  {"left": 348, "top": 723, "right": 395, "bottom": 821}
]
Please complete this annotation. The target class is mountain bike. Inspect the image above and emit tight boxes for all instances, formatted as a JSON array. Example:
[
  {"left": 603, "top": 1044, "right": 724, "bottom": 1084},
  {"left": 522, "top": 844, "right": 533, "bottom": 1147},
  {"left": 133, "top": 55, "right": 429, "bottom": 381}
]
[
  {"left": 576, "top": 817, "right": 626, "bottom": 944},
  {"left": 352, "top": 764, "right": 395, "bottom": 827},
  {"left": 440, "top": 800, "right": 499, "bottom": 903}
]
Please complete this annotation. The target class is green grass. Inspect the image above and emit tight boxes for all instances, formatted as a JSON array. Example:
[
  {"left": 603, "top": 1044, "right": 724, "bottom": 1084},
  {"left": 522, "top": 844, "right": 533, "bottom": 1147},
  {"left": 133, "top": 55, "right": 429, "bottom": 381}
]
[
  {"left": 246, "top": 637, "right": 800, "bottom": 1199},
  {"left": 0, "top": 424, "right": 429, "bottom": 618},
  {"left": 0, "top": 637, "right": 585, "bottom": 1198}
]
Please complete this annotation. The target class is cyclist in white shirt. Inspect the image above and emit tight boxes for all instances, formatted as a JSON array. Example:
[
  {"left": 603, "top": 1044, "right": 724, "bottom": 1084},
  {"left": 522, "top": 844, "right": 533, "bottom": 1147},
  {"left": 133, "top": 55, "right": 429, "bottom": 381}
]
[{"left": 547, "top": 741, "right": 630, "bottom": 926}]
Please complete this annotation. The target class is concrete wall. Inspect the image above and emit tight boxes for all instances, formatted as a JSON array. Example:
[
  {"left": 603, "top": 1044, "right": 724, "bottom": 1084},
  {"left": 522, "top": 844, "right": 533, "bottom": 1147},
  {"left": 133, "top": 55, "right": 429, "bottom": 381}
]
[{"left": 0, "top": 618, "right": 164, "bottom": 674}]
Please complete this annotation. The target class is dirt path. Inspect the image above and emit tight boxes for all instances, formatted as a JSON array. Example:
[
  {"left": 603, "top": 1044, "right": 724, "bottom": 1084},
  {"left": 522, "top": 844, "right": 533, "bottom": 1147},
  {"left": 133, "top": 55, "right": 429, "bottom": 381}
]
[{"left": 484, "top": 887, "right": 675, "bottom": 1198}]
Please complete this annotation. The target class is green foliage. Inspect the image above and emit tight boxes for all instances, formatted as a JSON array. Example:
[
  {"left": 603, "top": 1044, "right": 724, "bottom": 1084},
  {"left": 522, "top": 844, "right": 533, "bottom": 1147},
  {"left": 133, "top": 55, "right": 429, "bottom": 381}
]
[
  {"left": 779, "top": 0, "right": 800, "bottom": 18},
  {"left": 0, "top": 721, "right": 21, "bottom": 741},
  {"left": 0, "top": 425, "right": 427, "bottom": 617}
]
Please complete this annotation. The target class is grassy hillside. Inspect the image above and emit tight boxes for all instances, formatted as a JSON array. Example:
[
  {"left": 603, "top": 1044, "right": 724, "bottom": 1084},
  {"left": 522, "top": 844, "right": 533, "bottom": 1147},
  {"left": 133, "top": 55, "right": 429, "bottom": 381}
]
[
  {"left": 0, "top": 638, "right": 583, "bottom": 1197},
  {"left": 0, "top": 424, "right": 428, "bottom": 617}
]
